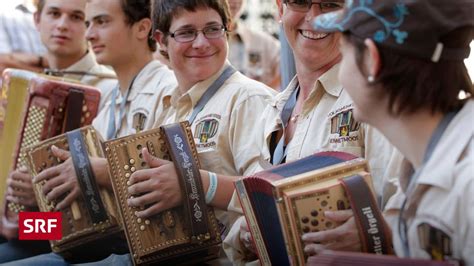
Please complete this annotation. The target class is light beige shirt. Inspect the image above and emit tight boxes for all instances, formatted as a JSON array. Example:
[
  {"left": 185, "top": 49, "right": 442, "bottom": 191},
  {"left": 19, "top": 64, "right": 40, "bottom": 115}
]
[
  {"left": 92, "top": 60, "right": 176, "bottom": 140},
  {"left": 228, "top": 23, "right": 280, "bottom": 90},
  {"left": 384, "top": 100, "right": 474, "bottom": 264},
  {"left": 158, "top": 62, "right": 275, "bottom": 234},
  {"left": 223, "top": 64, "right": 402, "bottom": 265},
  {"left": 57, "top": 52, "right": 117, "bottom": 110}
]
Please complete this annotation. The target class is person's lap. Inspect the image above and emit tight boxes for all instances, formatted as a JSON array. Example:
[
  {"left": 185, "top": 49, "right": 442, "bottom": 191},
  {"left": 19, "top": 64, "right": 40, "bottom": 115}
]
[{"left": 0, "top": 239, "right": 51, "bottom": 263}]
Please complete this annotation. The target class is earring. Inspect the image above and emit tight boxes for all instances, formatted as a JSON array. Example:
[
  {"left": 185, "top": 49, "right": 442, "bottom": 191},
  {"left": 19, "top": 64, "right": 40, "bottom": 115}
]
[{"left": 367, "top": 75, "right": 375, "bottom": 83}]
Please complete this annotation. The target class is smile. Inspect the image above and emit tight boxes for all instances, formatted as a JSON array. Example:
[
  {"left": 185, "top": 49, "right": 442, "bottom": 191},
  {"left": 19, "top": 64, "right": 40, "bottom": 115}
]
[{"left": 299, "top": 30, "right": 329, "bottom": 40}]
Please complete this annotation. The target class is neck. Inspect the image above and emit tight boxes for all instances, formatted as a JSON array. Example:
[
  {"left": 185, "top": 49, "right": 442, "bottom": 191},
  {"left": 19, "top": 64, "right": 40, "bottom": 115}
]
[
  {"left": 46, "top": 50, "right": 87, "bottom": 70},
  {"left": 112, "top": 53, "right": 153, "bottom": 95},
  {"left": 373, "top": 109, "right": 445, "bottom": 168},
  {"left": 295, "top": 55, "right": 341, "bottom": 101}
]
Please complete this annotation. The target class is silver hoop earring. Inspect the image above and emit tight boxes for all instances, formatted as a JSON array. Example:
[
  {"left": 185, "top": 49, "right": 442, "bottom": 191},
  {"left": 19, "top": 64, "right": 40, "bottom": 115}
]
[{"left": 367, "top": 75, "right": 375, "bottom": 83}]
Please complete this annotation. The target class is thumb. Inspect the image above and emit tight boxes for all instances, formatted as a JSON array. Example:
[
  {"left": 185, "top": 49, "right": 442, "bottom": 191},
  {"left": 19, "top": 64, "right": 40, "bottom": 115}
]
[
  {"left": 324, "top": 209, "right": 354, "bottom": 222},
  {"left": 51, "top": 145, "right": 70, "bottom": 161},
  {"left": 142, "top": 147, "right": 170, "bottom": 168}
]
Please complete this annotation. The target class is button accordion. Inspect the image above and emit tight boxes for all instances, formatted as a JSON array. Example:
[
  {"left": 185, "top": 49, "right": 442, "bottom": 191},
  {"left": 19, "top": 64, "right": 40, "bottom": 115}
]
[
  {"left": 103, "top": 121, "right": 222, "bottom": 265},
  {"left": 0, "top": 68, "right": 101, "bottom": 239}
]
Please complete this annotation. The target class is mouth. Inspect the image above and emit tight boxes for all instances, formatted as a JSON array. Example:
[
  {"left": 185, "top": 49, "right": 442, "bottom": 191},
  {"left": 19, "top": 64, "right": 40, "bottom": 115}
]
[
  {"left": 52, "top": 35, "right": 70, "bottom": 41},
  {"left": 186, "top": 52, "right": 217, "bottom": 59},
  {"left": 299, "top": 30, "right": 329, "bottom": 40},
  {"left": 91, "top": 45, "right": 105, "bottom": 53}
]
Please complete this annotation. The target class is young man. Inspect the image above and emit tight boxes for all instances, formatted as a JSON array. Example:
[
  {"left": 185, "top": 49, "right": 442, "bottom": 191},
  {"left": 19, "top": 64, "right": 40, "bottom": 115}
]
[
  {"left": 1, "top": 0, "right": 176, "bottom": 264},
  {"left": 0, "top": 0, "right": 117, "bottom": 262}
]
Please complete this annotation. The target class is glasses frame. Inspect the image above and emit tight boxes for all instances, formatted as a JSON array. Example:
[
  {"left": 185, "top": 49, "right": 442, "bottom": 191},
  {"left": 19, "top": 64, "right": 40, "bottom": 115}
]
[
  {"left": 169, "top": 24, "right": 227, "bottom": 43},
  {"left": 284, "top": 0, "right": 344, "bottom": 13}
]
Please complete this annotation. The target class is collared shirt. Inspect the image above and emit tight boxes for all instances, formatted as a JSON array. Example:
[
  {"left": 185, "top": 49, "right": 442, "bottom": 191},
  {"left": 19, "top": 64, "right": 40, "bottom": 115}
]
[
  {"left": 93, "top": 60, "right": 176, "bottom": 140},
  {"left": 384, "top": 100, "right": 474, "bottom": 264},
  {"left": 50, "top": 52, "right": 118, "bottom": 110},
  {"left": 223, "top": 64, "right": 402, "bottom": 265},
  {"left": 0, "top": 4, "right": 45, "bottom": 54},
  {"left": 228, "top": 23, "right": 280, "bottom": 90}
]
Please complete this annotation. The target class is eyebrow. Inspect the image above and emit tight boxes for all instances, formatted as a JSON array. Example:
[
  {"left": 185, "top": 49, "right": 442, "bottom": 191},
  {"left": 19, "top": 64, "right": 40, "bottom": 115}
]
[
  {"left": 46, "top": 6, "right": 85, "bottom": 16},
  {"left": 91, "top": 14, "right": 111, "bottom": 22},
  {"left": 173, "top": 21, "right": 222, "bottom": 31}
]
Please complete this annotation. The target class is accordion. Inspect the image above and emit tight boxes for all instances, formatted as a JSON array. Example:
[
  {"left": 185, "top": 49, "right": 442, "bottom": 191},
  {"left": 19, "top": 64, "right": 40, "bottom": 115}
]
[
  {"left": 104, "top": 122, "right": 221, "bottom": 265},
  {"left": 0, "top": 68, "right": 101, "bottom": 239},
  {"left": 235, "top": 152, "right": 392, "bottom": 266},
  {"left": 24, "top": 126, "right": 121, "bottom": 256}
]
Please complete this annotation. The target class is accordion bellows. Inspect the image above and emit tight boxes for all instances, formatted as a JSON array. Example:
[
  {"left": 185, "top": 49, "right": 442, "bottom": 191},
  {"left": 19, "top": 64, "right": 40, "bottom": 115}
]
[
  {"left": 0, "top": 68, "right": 101, "bottom": 239},
  {"left": 24, "top": 126, "right": 121, "bottom": 254},
  {"left": 104, "top": 122, "right": 221, "bottom": 265}
]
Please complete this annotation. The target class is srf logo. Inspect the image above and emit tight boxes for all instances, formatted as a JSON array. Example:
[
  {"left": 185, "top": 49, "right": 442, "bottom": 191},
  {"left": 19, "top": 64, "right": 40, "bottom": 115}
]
[{"left": 19, "top": 212, "right": 62, "bottom": 240}]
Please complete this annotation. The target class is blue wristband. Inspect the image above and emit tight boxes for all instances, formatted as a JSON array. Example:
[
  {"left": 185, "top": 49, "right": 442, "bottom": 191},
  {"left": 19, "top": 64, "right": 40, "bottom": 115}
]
[{"left": 206, "top": 172, "right": 218, "bottom": 204}]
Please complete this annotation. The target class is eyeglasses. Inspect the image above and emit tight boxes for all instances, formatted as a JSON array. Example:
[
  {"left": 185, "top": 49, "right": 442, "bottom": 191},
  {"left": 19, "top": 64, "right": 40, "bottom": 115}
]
[
  {"left": 284, "top": 0, "right": 344, "bottom": 13},
  {"left": 169, "top": 24, "right": 227, "bottom": 43}
]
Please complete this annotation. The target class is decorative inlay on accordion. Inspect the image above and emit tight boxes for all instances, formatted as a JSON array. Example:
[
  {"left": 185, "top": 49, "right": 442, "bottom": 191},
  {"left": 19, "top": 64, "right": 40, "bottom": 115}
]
[
  {"left": 0, "top": 68, "right": 101, "bottom": 239},
  {"left": 104, "top": 122, "right": 221, "bottom": 265},
  {"left": 23, "top": 126, "right": 121, "bottom": 254}
]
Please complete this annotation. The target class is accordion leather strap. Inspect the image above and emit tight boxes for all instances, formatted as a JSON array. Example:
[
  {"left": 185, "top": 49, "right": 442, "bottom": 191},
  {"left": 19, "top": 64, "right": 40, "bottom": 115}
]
[
  {"left": 64, "top": 89, "right": 84, "bottom": 131},
  {"left": 161, "top": 123, "right": 211, "bottom": 244},
  {"left": 340, "top": 175, "right": 392, "bottom": 254},
  {"left": 66, "top": 129, "right": 108, "bottom": 224}
]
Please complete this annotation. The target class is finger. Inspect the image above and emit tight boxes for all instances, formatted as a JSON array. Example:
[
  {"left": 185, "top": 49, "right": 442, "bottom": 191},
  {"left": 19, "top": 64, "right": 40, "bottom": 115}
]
[
  {"left": 51, "top": 145, "right": 71, "bottom": 161},
  {"left": 128, "top": 179, "right": 155, "bottom": 196},
  {"left": 304, "top": 243, "right": 325, "bottom": 256},
  {"left": 142, "top": 148, "right": 170, "bottom": 168},
  {"left": 46, "top": 182, "right": 73, "bottom": 201},
  {"left": 6, "top": 195, "right": 21, "bottom": 204},
  {"left": 128, "top": 168, "right": 157, "bottom": 186},
  {"left": 33, "top": 165, "right": 61, "bottom": 183},
  {"left": 301, "top": 228, "right": 340, "bottom": 243},
  {"left": 8, "top": 187, "right": 34, "bottom": 198},
  {"left": 11, "top": 172, "right": 33, "bottom": 183},
  {"left": 128, "top": 191, "right": 160, "bottom": 208},
  {"left": 55, "top": 188, "right": 80, "bottom": 210},
  {"left": 42, "top": 176, "right": 66, "bottom": 195},
  {"left": 324, "top": 210, "right": 354, "bottom": 222},
  {"left": 8, "top": 179, "right": 32, "bottom": 191},
  {"left": 18, "top": 166, "right": 29, "bottom": 173},
  {"left": 134, "top": 201, "right": 166, "bottom": 218}
]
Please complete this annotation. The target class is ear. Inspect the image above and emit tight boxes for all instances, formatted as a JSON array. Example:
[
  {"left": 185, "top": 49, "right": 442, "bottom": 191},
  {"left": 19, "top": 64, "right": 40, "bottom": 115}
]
[
  {"left": 154, "top": 30, "right": 168, "bottom": 52},
  {"left": 364, "top": 39, "right": 381, "bottom": 78},
  {"left": 276, "top": 0, "right": 284, "bottom": 18},
  {"left": 33, "top": 11, "right": 41, "bottom": 29},
  {"left": 135, "top": 18, "right": 153, "bottom": 41}
]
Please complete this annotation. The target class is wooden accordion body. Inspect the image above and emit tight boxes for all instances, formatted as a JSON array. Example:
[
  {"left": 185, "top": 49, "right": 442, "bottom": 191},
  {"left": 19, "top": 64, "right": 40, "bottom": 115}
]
[
  {"left": 24, "top": 126, "right": 121, "bottom": 254},
  {"left": 104, "top": 122, "right": 221, "bottom": 265},
  {"left": 0, "top": 69, "right": 101, "bottom": 239}
]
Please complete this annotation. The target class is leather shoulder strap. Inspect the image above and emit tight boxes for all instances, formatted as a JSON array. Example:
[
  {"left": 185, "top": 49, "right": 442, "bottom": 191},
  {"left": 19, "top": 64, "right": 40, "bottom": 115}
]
[
  {"left": 67, "top": 129, "right": 108, "bottom": 224},
  {"left": 340, "top": 175, "right": 393, "bottom": 254},
  {"left": 161, "top": 122, "right": 211, "bottom": 244},
  {"left": 64, "top": 89, "right": 84, "bottom": 132}
]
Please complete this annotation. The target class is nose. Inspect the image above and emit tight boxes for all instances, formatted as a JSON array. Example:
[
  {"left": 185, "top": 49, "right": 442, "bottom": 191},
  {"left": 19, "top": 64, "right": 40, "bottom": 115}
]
[
  {"left": 85, "top": 24, "right": 95, "bottom": 41},
  {"left": 56, "top": 14, "right": 69, "bottom": 30},
  {"left": 305, "top": 3, "right": 323, "bottom": 22},
  {"left": 192, "top": 31, "right": 210, "bottom": 49}
]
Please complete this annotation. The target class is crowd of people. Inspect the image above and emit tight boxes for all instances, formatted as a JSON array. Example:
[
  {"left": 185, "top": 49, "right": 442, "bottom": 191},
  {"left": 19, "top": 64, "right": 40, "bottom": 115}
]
[{"left": 0, "top": 0, "right": 472, "bottom": 265}]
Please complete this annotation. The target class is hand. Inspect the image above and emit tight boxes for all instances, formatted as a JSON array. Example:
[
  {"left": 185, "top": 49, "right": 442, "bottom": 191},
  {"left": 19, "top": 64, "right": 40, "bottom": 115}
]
[
  {"left": 239, "top": 219, "right": 257, "bottom": 257},
  {"left": 33, "top": 145, "right": 80, "bottom": 210},
  {"left": 127, "top": 148, "right": 182, "bottom": 218},
  {"left": 6, "top": 167, "right": 37, "bottom": 207},
  {"left": 302, "top": 210, "right": 361, "bottom": 256}
]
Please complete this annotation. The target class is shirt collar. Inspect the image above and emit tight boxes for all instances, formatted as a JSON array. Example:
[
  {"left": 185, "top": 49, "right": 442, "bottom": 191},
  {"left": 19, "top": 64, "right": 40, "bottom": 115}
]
[
  {"left": 414, "top": 101, "right": 473, "bottom": 190},
  {"left": 127, "top": 60, "right": 164, "bottom": 101},
  {"left": 61, "top": 52, "right": 97, "bottom": 80}
]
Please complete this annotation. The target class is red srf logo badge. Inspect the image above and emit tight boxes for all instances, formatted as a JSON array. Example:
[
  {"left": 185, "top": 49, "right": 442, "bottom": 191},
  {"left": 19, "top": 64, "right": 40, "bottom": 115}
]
[{"left": 19, "top": 212, "right": 62, "bottom": 240}]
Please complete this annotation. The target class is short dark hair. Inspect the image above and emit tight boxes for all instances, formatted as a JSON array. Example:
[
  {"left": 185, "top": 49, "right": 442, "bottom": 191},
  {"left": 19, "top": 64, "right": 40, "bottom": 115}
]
[
  {"left": 36, "top": 0, "right": 45, "bottom": 14},
  {"left": 152, "top": 0, "right": 231, "bottom": 57},
  {"left": 120, "top": 0, "right": 156, "bottom": 51},
  {"left": 344, "top": 26, "right": 473, "bottom": 115}
]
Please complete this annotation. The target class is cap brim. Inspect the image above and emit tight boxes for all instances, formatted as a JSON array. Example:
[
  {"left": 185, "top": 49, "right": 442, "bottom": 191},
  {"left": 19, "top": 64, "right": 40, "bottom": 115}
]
[{"left": 312, "top": 9, "right": 348, "bottom": 33}]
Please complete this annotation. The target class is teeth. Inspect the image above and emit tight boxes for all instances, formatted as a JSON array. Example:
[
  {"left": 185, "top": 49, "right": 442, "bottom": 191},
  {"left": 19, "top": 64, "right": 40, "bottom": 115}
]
[{"left": 300, "top": 30, "right": 328, "bottom": 40}]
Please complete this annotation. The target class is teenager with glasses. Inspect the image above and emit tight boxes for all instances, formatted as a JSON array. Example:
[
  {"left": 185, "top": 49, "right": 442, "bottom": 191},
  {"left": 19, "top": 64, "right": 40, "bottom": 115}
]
[{"left": 306, "top": 0, "right": 473, "bottom": 263}]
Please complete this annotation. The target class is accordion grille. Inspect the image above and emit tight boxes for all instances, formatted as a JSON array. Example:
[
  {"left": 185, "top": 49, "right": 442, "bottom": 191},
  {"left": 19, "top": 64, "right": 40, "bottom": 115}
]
[{"left": 8, "top": 105, "right": 47, "bottom": 213}]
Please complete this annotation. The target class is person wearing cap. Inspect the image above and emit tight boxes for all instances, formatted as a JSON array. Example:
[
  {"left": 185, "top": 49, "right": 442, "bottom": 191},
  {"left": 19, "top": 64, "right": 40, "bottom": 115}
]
[
  {"left": 222, "top": 0, "right": 402, "bottom": 264},
  {"left": 227, "top": 0, "right": 281, "bottom": 90},
  {"left": 308, "top": 0, "right": 473, "bottom": 263}
]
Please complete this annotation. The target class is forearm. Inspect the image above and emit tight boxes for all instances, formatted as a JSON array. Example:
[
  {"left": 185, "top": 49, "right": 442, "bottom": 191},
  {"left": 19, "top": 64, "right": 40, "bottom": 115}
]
[{"left": 199, "top": 170, "right": 240, "bottom": 210}]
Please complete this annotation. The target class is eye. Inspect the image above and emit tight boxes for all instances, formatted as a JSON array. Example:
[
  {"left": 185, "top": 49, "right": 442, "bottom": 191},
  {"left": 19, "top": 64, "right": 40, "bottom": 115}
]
[
  {"left": 290, "top": 0, "right": 308, "bottom": 6},
  {"left": 321, "top": 2, "right": 344, "bottom": 10},
  {"left": 48, "top": 10, "right": 61, "bottom": 18},
  {"left": 70, "top": 14, "right": 84, "bottom": 22},
  {"left": 204, "top": 25, "right": 222, "bottom": 34},
  {"left": 175, "top": 29, "right": 196, "bottom": 37}
]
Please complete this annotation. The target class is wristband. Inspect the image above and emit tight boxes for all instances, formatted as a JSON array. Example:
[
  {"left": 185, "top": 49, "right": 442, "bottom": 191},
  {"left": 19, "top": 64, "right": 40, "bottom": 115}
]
[{"left": 205, "top": 171, "right": 218, "bottom": 204}]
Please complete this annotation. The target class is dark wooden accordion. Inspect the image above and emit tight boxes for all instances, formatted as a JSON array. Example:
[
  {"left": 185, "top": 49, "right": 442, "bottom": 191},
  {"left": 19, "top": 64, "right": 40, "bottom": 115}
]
[
  {"left": 103, "top": 121, "right": 222, "bottom": 265},
  {"left": 23, "top": 126, "right": 121, "bottom": 255},
  {"left": 0, "top": 68, "right": 101, "bottom": 239}
]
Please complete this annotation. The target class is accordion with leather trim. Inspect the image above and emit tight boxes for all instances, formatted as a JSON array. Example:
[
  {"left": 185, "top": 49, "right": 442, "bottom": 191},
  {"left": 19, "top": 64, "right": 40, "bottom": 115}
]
[
  {"left": 23, "top": 126, "right": 121, "bottom": 255},
  {"left": 235, "top": 152, "right": 393, "bottom": 266},
  {"left": 0, "top": 68, "right": 101, "bottom": 239},
  {"left": 103, "top": 121, "right": 221, "bottom": 265}
]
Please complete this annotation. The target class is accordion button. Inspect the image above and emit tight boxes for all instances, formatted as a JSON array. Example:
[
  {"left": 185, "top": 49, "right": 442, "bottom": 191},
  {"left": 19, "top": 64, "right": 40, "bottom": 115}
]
[
  {"left": 124, "top": 165, "right": 130, "bottom": 170},
  {"left": 321, "top": 200, "right": 328, "bottom": 207},
  {"left": 311, "top": 220, "right": 319, "bottom": 226},
  {"left": 303, "top": 226, "right": 310, "bottom": 233},
  {"left": 125, "top": 173, "right": 131, "bottom": 178},
  {"left": 130, "top": 159, "right": 135, "bottom": 164},
  {"left": 127, "top": 180, "right": 131, "bottom": 186},
  {"left": 301, "top": 217, "right": 309, "bottom": 224},
  {"left": 325, "top": 221, "right": 333, "bottom": 228},
  {"left": 145, "top": 219, "right": 150, "bottom": 225},
  {"left": 137, "top": 218, "right": 142, "bottom": 223},
  {"left": 140, "top": 225, "right": 146, "bottom": 231},
  {"left": 311, "top": 210, "right": 318, "bottom": 217},
  {"left": 130, "top": 167, "right": 136, "bottom": 172}
]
